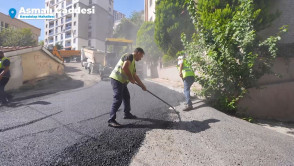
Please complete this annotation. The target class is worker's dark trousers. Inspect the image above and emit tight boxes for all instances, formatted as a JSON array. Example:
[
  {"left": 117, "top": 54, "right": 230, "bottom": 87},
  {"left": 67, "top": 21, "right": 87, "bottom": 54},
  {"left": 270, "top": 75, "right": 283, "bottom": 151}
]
[
  {"left": 183, "top": 76, "right": 195, "bottom": 107},
  {"left": 109, "top": 78, "right": 131, "bottom": 121},
  {"left": 0, "top": 77, "right": 9, "bottom": 104}
]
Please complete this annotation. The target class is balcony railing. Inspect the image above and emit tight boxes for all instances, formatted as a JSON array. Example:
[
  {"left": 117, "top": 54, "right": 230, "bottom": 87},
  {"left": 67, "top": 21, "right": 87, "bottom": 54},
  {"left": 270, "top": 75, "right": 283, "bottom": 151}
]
[
  {"left": 65, "top": 42, "right": 71, "bottom": 47},
  {"left": 65, "top": 26, "right": 71, "bottom": 31},
  {"left": 49, "top": 24, "right": 54, "bottom": 28},
  {"left": 66, "top": 0, "right": 72, "bottom": 6},
  {"left": 66, "top": 18, "right": 72, "bottom": 22},
  {"left": 49, "top": 32, "right": 54, "bottom": 36},
  {"left": 65, "top": 34, "right": 71, "bottom": 38},
  {"left": 49, "top": 40, "right": 54, "bottom": 43}
]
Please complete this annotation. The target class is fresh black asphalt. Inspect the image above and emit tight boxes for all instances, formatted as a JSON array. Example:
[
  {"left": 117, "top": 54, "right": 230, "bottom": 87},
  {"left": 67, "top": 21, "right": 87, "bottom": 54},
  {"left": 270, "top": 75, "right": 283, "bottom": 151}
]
[{"left": 0, "top": 81, "right": 184, "bottom": 166}]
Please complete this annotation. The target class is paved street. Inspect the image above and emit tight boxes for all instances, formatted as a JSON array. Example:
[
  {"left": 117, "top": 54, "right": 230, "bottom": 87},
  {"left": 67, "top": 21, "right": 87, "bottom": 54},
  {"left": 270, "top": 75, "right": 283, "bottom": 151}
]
[
  {"left": 0, "top": 80, "right": 184, "bottom": 166},
  {"left": 1, "top": 78, "right": 294, "bottom": 165},
  {"left": 0, "top": 63, "right": 294, "bottom": 165}
]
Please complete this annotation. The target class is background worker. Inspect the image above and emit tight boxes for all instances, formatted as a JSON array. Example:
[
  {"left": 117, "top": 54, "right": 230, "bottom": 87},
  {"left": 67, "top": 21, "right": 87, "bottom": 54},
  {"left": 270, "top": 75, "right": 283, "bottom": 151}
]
[
  {"left": 0, "top": 51, "right": 11, "bottom": 106},
  {"left": 108, "top": 47, "right": 147, "bottom": 127},
  {"left": 177, "top": 55, "right": 195, "bottom": 111}
]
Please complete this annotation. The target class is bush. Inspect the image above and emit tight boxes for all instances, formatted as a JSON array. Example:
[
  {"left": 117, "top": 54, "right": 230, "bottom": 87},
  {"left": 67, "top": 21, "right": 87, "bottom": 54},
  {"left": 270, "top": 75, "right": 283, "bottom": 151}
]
[{"left": 183, "top": 0, "right": 287, "bottom": 113}]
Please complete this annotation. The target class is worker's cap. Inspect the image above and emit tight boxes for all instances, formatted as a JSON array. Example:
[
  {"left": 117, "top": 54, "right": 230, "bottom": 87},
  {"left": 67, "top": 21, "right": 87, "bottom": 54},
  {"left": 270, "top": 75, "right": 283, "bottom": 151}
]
[{"left": 178, "top": 56, "right": 183, "bottom": 60}]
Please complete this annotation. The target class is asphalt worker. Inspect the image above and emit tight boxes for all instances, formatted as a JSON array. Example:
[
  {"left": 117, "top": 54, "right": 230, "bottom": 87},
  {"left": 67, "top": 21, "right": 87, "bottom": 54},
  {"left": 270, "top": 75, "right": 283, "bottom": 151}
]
[
  {"left": 108, "top": 47, "right": 147, "bottom": 127},
  {"left": 177, "top": 55, "right": 195, "bottom": 111},
  {"left": 0, "top": 50, "right": 11, "bottom": 106}
]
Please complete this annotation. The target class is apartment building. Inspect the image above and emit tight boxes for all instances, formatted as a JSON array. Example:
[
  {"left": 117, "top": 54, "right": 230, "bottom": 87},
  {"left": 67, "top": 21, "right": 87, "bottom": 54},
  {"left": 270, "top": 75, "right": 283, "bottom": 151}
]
[
  {"left": 0, "top": 12, "right": 41, "bottom": 45},
  {"left": 113, "top": 10, "right": 125, "bottom": 30},
  {"left": 44, "top": 0, "right": 114, "bottom": 50},
  {"left": 144, "top": 0, "right": 156, "bottom": 21}
]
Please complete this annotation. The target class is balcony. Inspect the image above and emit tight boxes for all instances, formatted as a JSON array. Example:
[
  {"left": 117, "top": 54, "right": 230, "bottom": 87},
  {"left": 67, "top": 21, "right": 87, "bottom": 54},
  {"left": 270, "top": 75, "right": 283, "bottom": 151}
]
[
  {"left": 49, "top": 39, "right": 54, "bottom": 43},
  {"left": 65, "top": 25, "right": 72, "bottom": 31},
  {"left": 66, "top": 0, "right": 72, "bottom": 6},
  {"left": 50, "top": 0, "right": 54, "bottom": 6},
  {"left": 49, "top": 24, "right": 54, "bottom": 29},
  {"left": 66, "top": 18, "right": 72, "bottom": 23},
  {"left": 49, "top": 32, "right": 54, "bottom": 36},
  {"left": 65, "top": 42, "right": 71, "bottom": 47},
  {"left": 65, "top": 34, "right": 71, "bottom": 39}
]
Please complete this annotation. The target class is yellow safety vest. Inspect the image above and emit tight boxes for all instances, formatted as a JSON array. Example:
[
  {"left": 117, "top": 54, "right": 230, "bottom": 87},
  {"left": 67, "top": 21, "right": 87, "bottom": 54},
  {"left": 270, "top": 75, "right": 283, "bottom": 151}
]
[
  {"left": 0, "top": 57, "right": 10, "bottom": 69},
  {"left": 109, "top": 54, "right": 136, "bottom": 84},
  {"left": 178, "top": 59, "right": 195, "bottom": 78}
]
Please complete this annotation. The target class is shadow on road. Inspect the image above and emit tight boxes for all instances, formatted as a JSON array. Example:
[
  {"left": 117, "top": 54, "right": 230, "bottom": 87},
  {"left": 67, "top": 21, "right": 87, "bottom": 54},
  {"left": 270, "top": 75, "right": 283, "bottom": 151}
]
[
  {"left": 124, "top": 118, "right": 220, "bottom": 133},
  {"left": 27, "top": 101, "right": 52, "bottom": 106},
  {"left": 7, "top": 74, "right": 84, "bottom": 103},
  {"left": 64, "top": 65, "right": 82, "bottom": 73}
]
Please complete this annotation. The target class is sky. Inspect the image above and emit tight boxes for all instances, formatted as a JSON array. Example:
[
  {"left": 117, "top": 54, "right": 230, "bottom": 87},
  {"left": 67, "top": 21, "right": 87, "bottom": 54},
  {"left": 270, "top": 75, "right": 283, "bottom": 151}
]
[{"left": 0, "top": 0, "right": 144, "bottom": 41}]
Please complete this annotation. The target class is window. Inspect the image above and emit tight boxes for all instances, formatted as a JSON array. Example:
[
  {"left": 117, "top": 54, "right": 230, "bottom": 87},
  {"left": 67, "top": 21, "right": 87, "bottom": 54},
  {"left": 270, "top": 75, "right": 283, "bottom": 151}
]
[
  {"left": 88, "top": 32, "right": 92, "bottom": 38},
  {"left": 109, "top": 7, "right": 111, "bottom": 13},
  {"left": 74, "top": 21, "right": 76, "bottom": 26},
  {"left": 46, "top": 24, "right": 48, "bottom": 28},
  {"left": 89, "top": 0, "right": 92, "bottom": 4},
  {"left": 150, "top": 0, "right": 152, "bottom": 6},
  {"left": 88, "top": 40, "right": 91, "bottom": 46},
  {"left": 88, "top": 15, "right": 91, "bottom": 21},
  {"left": 5, "top": 23, "right": 9, "bottom": 28},
  {"left": 74, "top": 13, "right": 76, "bottom": 17},
  {"left": 109, "top": 0, "right": 112, "bottom": 5},
  {"left": 73, "top": 38, "right": 76, "bottom": 43}
]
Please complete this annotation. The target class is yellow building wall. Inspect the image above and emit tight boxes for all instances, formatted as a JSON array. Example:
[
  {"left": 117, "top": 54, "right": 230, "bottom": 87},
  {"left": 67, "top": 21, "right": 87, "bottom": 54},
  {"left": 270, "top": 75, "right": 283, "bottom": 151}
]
[{"left": 21, "top": 50, "right": 64, "bottom": 82}]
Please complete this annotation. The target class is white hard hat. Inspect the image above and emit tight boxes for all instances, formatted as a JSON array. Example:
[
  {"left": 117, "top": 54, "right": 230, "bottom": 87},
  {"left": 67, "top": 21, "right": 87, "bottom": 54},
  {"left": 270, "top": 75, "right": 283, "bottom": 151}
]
[{"left": 178, "top": 56, "right": 183, "bottom": 60}]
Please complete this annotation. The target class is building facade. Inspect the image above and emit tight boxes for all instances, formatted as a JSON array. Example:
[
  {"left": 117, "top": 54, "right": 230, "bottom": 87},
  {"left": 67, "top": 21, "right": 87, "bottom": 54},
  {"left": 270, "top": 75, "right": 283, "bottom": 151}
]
[
  {"left": 113, "top": 10, "right": 125, "bottom": 22},
  {"left": 113, "top": 10, "right": 125, "bottom": 30},
  {"left": 0, "top": 12, "right": 41, "bottom": 45},
  {"left": 44, "top": 0, "right": 114, "bottom": 50},
  {"left": 144, "top": 0, "right": 156, "bottom": 22}
]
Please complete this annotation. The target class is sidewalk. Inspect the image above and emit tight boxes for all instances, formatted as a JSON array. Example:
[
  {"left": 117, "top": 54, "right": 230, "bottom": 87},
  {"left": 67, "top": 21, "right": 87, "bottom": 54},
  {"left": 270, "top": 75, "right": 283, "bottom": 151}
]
[{"left": 147, "top": 77, "right": 294, "bottom": 138}]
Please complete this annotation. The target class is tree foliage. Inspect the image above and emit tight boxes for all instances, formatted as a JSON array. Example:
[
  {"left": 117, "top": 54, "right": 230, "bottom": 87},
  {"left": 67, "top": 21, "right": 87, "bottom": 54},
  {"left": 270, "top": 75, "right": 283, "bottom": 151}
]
[
  {"left": 137, "top": 22, "right": 162, "bottom": 62},
  {"left": 137, "top": 22, "right": 163, "bottom": 77},
  {"left": 182, "top": 0, "right": 286, "bottom": 112},
  {"left": 113, "top": 11, "right": 144, "bottom": 43},
  {"left": 154, "top": 0, "right": 195, "bottom": 58},
  {"left": 54, "top": 42, "right": 63, "bottom": 50},
  {"left": 39, "top": 40, "right": 44, "bottom": 46},
  {"left": 0, "top": 28, "right": 37, "bottom": 46}
]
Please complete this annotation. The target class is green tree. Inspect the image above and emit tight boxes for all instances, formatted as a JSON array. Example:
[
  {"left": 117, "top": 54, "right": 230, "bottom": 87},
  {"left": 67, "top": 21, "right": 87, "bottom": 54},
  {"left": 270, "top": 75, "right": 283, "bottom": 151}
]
[
  {"left": 137, "top": 22, "right": 163, "bottom": 78},
  {"left": 0, "top": 28, "right": 36, "bottom": 46},
  {"left": 39, "top": 40, "right": 44, "bottom": 46},
  {"left": 54, "top": 42, "right": 63, "bottom": 50},
  {"left": 154, "top": 0, "right": 195, "bottom": 58},
  {"left": 113, "top": 11, "right": 144, "bottom": 42},
  {"left": 183, "top": 0, "right": 286, "bottom": 112}
]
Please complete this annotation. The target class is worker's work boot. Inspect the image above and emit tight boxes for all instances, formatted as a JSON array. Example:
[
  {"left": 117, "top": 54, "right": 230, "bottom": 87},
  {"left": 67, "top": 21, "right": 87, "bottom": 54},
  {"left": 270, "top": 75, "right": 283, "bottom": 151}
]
[
  {"left": 183, "top": 105, "right": 193, "bottom": 111},
  {"left": 124, "top": 113, "right": 137, "bottom": 119},
  {"left": 108, "top": 120, "right": 122, "bottom": 128}
]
